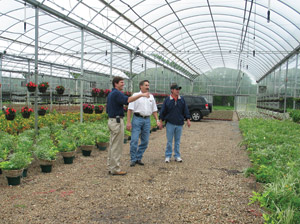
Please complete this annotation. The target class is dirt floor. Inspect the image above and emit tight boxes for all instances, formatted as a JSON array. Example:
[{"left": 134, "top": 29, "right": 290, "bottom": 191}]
[{"left": 0, "top": 112, "right": 263, "bottom": 224}]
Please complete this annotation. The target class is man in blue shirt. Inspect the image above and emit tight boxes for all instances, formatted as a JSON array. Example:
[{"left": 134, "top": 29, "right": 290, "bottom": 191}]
[
  {"left": 107, "top": 76, "right": 149, "bottom": 175},
  {"left": 158, "top": 84, "right": 191, "bottom": 163}
]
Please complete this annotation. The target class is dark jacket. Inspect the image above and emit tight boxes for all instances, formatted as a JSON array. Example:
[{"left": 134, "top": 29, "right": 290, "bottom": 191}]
[{"left": 159, "top": 95, "right": 190, "bottom": 125}]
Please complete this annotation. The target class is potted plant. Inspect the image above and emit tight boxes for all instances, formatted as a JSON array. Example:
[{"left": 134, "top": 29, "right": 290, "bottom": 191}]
[
  {"left": 55, "top": 85, "right": 65, "bottom": 95},
  {"left": 57, "top": 136, "right": 77, "bottom": 164},
  {"left": 104, "top": 89, "right": 111, "bottom": 97},
  {"left": 4, "top": 107, "right": 16, "bottom": 121},
  {"left": 95, "top": 131, "right": 110, "bottom": 151},
  {"left": 34, "top": 143, "right": 58, "bottom": 173},
  {"left": 38, "top": 106, "right": 48, "bottom": 116},
  {"left": 38, "top": 82, "right": 49, "bottom": 93},
  {"left": 95, "top": 105, "right": 104, "bottom": 114},
  {"left": 91, "top": 88, "right": 100, "bottom": 97},
  {"left": 83, "top": 103, "right": 94, "bottom": 114},
  {"left": 0, "top": 152, "right": 33, "bottom": 186},
  {"left": 21, "top": 106, "right": 33, "bottom": 118},
  {"left": 26, "top": 81, "right": 37, "bottom": 92},
  {"left": 78, "top": 132, "right": 96, "bottom": 156}
]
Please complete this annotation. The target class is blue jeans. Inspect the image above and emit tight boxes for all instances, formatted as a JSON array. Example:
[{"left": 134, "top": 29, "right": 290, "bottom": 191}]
[
  {"left": 165, "top": 122, "right": 183, "bottom": 158},
  {"left": 130, "top": 116, "right": 150, "bottom": 162}
]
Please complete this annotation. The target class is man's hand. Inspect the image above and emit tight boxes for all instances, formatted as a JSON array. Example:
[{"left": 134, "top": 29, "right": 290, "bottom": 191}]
[
  {"left": 187, "top": 119, "right": 191, "bottom": 128},
  {"left": 126, "top": 122, "right": 132, "bottom": 131},
  {"left": 158, "top": 120, "right": 163, "bottom": 130}
]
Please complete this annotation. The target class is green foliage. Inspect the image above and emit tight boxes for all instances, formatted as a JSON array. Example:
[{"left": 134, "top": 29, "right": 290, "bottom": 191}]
[
  {"left": 240, "top": 118, "right": 300, "bottom": 223},
  {"left": 57, "top": 136, "right": 77, "bottom": 152},
  {"left": 0, "top": 152, "right": 32, "bottom": 170},
  {"left": 289, "top": 110, "right": 300, "bottom": 123}
]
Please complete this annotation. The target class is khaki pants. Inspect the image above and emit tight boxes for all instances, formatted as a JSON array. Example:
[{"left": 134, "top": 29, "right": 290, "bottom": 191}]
[{"left": 108, "top": 118, "right": 124, "bottom": 173}]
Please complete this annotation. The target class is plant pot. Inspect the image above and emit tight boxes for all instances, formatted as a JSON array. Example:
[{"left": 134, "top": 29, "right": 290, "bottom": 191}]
[
  {"left": 3, "top": 169, "right": 23, "bottom": 186},
  {"left": 128, "top": 136, "right": 131, "bottom": 140},
  {"left": 82, "top": 150, "right": 91, "bottom": 156},
  {"left": 81, "top": 145, "right": 94, "bottom": 156},
  {"left": 38, "top": 110, "right": 46, "bottom": 116},
  {"left": 22, "top": 168, "right": 28, "bottom": 177},
  {"left": 6, "top": 176, "right": 21, "bottom": 186},
  {"left": 0, "top": 168, "right": 2, "bottom": 174},
  {"left": 92, "top": 92, "right": 99, "bottom": 97},
  {"left": 40, "top": 165, "right": 52, "bottom": 173},
  {"left": 5, "top": 114, "right": 16, "bottom": 121},
  {"left": 63, "top": 156, "right": 75, "bottom": 164},
  {"left": 22, "top": 113, "right": 31, "bottom": 119},
  {"left": 27, "top": 86, "right": 36, "bottom": 92},
  {"left": 56, "top": 89, "right": 64, "bottom": 95},
  {"left": 38, "top": 86, "right": 47, "bottom": 93},
  {"left": 95, "top": 110, "right": 103, "bottom": 114},
  {"left": 123, "top": 138, "right": 128, "bottom": 144},
  {"left": 96, "top": 142, "right": 109, "bottom": 151},
  {"left": 61, "top": 151, "right": 76, "bottom": 164}
]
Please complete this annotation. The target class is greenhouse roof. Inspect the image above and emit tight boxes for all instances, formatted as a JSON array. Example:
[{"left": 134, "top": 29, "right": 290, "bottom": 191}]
[{"left": 1, "top": 0, "right": 300, "bottom": 82}]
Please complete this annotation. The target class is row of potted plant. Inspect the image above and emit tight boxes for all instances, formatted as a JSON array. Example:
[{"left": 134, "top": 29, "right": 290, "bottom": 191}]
[
  {"left": 0, "top": 120, "right": 110, "bottom": 185},
  {"left": 91, "top": 88, "right": 111, "bottom": 97},
  {"left": 3, "top": 106, "right": 48, "bottom": 121},
  {"left": 26, "top": 81, "right": 65, "bottom": 94}
]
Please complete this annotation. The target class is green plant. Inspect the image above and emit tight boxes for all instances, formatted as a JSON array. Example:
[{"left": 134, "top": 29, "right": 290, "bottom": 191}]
[
  {"left": 0, "top": 152, "right": 32, "bottom": 170},
  {"left": 34, "top": 145, "right": 58, "bottom": 161},
  {"left": 57, "top": 136, "right": 77, "bottom": 152}
]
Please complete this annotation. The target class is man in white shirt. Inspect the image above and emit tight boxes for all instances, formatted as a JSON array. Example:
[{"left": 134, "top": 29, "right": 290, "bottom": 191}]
[{"left": 126, "top": 80, "right": 160, "bottom": 167}]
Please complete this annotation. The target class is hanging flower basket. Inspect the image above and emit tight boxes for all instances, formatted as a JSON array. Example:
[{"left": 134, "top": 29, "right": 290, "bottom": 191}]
[
  {"left": 4, "top": 107, "right": 16, "bottom": 121},
  {"left": 55, "top": 85, "right": 65, "bottom": 95},
  {"left": 26, "top": 81, "right": 37, "bottom": 92},
  {"left": 38, "top": 106, "right": 48, "bottom": 116},
  {"left": 95, "top": 105, "right": 104, "bottom": 114},
  {"left": 104, "top": 89, "right": 111, "bottom": 97},
  {"left": 38, "top": 82, "right": 49, "bottom": 93},
  {"left": 92, "top": 88, "right": 100, "bottom": 97},
  {"left": 83, "top": 104, "right": 94, "bottom": 114},
  {"left": 21, "top": 106, "right": 33, "bottom": 119}
]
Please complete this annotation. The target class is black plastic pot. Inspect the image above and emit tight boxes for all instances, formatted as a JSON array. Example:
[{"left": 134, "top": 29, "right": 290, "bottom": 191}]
[
  {"left": 82, "top": 150, "right": 91, "bottom": 156},
  {"left": 63, "top": 156, "right": 75, "bottom": 164},
  {"left": 40, "top": 165, "right": 52, "bottom": 173},
  {"left": 6, "top": 176, "right": 21, "bottom": 186}
]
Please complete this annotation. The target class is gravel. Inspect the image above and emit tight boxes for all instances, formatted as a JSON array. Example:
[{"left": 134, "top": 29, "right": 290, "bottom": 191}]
[{"left": 0, "top": 112, "right": 263, "bottom": 223}]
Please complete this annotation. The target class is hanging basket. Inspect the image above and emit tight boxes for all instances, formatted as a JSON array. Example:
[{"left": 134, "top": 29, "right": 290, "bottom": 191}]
[
  {"left": 56, "top": 89, "right": 64, "bottom": 95},
  {"left": 27, "top": 86, "right": 36, "bottom": 92},
  {"left": 38, "top": 86, "right": 48, "bottom": 93},
  {"left": 5, "top": 114, "right": 16, "bottom": 121},
  {"left": 38, "top": 110, "right": 46, "bottom": 116},
  {"left": 22, "top": 113, "right": 31, "bottom": 119}
]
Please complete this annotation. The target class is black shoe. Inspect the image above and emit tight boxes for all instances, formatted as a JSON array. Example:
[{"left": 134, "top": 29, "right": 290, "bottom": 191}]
[
  {"left": 130, "top": 161, "right": 136, "bottom": 167},
  {"left": 136, "top": 160, "right": 144, "bottom": 166}
]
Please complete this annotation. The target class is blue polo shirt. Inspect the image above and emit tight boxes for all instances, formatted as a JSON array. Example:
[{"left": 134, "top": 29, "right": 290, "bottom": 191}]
[{"left": 106, "top": 88, "right": 129, "bottom": 118}]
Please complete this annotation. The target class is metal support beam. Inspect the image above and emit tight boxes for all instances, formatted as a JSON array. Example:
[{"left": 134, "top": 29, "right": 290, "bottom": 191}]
[
  {"left": 34, "top": 6, "right": 39, "bottom": 134},
  {"left": 293, "top": 53, "right": 299, "bottom": 109},
  {"left": 80, "top": 28, "right": 84, "bottom": 123}
]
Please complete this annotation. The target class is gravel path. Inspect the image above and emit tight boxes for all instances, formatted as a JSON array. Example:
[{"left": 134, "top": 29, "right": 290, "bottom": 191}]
[{"left": 0, "top": 112, "right": 263, "bottom": 223}]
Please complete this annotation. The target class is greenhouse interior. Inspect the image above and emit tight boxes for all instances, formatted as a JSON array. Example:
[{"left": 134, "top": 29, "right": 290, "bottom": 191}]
[{"left": 1, "top": 0, "right": 300, "bottom": 223}]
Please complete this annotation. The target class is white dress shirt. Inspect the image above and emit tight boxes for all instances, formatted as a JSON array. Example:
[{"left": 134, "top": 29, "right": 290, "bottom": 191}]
[{"left": 128, "top": 91, "right": 158, "bottom": 116}]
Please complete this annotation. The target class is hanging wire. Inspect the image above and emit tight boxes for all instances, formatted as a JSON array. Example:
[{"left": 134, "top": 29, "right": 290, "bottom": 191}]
[
  {"left": 267, "top": 0, "right": 271, "bottom": 23},
  {"left": 24, "top": 2, "right": 27, "bottom": 32},
  {"left": 253, "top": 0, "right": 256, "bottom": 57}
]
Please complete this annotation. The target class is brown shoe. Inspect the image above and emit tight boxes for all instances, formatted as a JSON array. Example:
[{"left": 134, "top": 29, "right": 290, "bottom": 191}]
[{"left": 111, "top": 171, "right": 127, "bottom": 176}]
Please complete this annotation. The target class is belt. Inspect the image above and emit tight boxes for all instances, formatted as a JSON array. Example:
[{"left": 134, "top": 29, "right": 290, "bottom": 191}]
[
  {"left": 134, "top": 113, "right": 149, "bottom": 118},
  {"left": 109, "top": 116, "right": 123, "bottom": 119}
]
